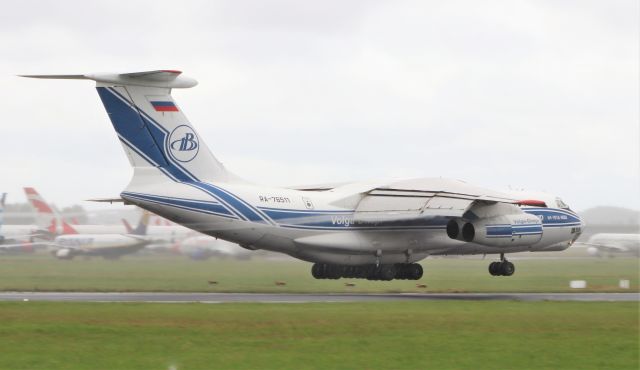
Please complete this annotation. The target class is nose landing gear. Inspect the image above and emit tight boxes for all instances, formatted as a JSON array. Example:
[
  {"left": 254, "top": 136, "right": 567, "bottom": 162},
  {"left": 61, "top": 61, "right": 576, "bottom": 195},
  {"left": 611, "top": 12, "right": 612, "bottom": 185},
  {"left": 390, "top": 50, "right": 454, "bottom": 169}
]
[{"left": 488, "top": 253, "right": 515, "bottom": 276}]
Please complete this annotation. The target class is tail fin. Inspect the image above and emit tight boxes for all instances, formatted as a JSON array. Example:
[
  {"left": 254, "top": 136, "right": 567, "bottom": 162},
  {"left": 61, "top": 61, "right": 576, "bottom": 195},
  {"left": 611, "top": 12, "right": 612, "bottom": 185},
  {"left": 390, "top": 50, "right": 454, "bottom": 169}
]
[
  {"left": 21, "top": 71, "right": 242, "bottom": 184},
  {"left": 48, "top": 218, "right": 78, "bottom": 235},
  {"left": 24, "top": 188, "right": 78, "bottom": 235},
  {"left": 131, "top": 212, "right": 150, "bottom": 236},
  {"left": 61, "top": 221, "right": 78, "bottom": 235},
  {"left": 24, "top": 187, "right": 58, "bottom": 230}
]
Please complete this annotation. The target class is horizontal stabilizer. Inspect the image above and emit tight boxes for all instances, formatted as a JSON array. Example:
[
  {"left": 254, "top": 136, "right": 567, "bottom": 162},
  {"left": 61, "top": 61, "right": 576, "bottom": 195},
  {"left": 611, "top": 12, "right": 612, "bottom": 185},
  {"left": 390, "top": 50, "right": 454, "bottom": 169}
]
[
  {"left": 86, "top": 197, "right": 127, "bottom": 204},
  {"left": 20, "top": 70, "right": 197, "bottom": 88},
  {"left": 18, "top": 74, "right": 87, "bottom": 80}
]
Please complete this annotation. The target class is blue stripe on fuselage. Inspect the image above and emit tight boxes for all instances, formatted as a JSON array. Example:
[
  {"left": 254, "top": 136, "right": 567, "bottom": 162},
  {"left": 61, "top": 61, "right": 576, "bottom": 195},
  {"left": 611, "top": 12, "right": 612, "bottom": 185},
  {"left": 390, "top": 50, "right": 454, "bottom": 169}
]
[
  {"left": 101, "top": 87, "right": 195, "bottom": 182},
  {"left": 486, "top": 225, "right": 512, "bottom": 236},
  {"left": 121, "top": 192, "right": 236, "bottom": 219},
  {"left": 97, "top": 87, "right": 169, "bottom": 168},
  {"left": 99, "top": 87, "right": 272, "bottom": 224},
  {"left": 122, "top": 192, "right": 449, "bottom": 230},
  {"left": 195, "top": 183, "right": 271, "bottom": 223},
  {"left": 522, "top": 208, "right": 581, "bottom": 227}
]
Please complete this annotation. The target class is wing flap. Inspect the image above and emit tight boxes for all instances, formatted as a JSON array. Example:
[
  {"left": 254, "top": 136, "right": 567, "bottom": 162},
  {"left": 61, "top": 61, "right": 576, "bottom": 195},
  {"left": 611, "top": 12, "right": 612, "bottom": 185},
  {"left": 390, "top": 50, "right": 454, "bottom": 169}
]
[{"left": 351, "top": 178, "right": 519, "bottom": 221}]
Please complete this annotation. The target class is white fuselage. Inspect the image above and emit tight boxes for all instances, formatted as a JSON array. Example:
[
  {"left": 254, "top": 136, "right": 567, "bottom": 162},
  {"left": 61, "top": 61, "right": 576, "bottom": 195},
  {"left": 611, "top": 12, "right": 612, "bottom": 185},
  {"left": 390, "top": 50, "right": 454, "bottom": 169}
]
[{"left": 122, "top": 177, "right": 584, "bottom": 265}]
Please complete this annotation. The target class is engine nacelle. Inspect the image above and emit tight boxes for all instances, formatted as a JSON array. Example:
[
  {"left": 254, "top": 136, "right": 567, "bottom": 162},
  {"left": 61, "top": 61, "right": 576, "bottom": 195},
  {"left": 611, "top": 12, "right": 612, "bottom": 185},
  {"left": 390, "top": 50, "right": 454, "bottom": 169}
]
[
  {"left": 450, "top": 213, "right": 543, "bottom": 247},
  {"left": 55, "top": 248, "right": 74, "bottom": 259}
]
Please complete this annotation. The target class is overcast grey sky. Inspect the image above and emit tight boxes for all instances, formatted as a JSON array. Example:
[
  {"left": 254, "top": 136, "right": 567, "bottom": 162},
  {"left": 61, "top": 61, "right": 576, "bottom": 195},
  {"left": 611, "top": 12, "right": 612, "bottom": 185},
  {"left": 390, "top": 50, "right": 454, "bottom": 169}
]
[{"left": 1, "top": 0, "right": 638, "bottom": 211}]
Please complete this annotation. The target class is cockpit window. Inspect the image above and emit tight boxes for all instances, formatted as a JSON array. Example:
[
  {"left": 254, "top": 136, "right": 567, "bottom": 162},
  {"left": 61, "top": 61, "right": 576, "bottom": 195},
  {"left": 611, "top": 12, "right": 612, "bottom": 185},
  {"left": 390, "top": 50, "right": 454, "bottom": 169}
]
[{"left": 556, "top": 198, "right": 569, "bottom": 209}]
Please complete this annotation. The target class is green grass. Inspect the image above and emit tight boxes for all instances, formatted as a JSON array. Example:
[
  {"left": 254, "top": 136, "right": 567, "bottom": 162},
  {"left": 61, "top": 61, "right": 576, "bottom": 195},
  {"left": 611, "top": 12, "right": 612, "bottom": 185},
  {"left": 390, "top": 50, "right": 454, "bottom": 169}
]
[
  {"left": 0, "top": 301, "right": 637, "bottom": 370},
  {"left": 0, "top": 254, "right": 637, "bottom": 293}
]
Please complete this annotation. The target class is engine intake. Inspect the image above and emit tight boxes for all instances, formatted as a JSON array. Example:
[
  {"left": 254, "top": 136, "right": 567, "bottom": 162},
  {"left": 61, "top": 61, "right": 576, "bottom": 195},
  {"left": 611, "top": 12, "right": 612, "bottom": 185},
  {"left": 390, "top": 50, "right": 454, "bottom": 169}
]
[
  {"left": 462, "top": 223, "right": 475, "bottom": 242},
  {"left": 446, "top": 219, "right": 460, "bottom": 239}
]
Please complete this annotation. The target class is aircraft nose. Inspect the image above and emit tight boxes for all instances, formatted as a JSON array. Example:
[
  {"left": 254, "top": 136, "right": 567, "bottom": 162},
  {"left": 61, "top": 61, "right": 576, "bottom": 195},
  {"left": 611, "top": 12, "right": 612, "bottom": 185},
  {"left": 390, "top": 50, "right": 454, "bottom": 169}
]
[
  {"left": 569, "top": 215, "right": 586, "bottom": 245},
  {"left": 572, "top": 216, "right": 586, "bottom": 244}
]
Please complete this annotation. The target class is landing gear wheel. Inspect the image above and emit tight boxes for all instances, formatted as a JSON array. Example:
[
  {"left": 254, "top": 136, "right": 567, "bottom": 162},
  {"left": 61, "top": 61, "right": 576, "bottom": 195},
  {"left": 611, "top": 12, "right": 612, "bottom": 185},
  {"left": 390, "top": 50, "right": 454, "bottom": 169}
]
[
  {"left": 326, "top": 265, "right": 343, "bottom": 279},
  {"left": 489, "top": 262, "right": 501, "bottom": 276},
  {"left": 488, "top": 258, "right": 515, "bottom": 277},
  {"left": 311, "top": 263, "right": 324, "bottom": 279},
  {"left": 312, "top": 263, "right": 419, "bottom": 281},
  {"left": 500, "top": 261, "right": 515, "bottom": 276},
  {"left": 407, "top": 264, "right": 423, "bottom": 280},
  {"left": 378, "top": 265, "right": 396, "bottom": 281}
]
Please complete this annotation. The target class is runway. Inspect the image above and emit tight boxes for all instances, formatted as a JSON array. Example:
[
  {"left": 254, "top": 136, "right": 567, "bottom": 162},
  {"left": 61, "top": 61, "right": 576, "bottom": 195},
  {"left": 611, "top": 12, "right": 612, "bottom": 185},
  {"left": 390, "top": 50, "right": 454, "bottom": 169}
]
[{"left": 0, "top": 292, "right": 637, "bottom": 303}]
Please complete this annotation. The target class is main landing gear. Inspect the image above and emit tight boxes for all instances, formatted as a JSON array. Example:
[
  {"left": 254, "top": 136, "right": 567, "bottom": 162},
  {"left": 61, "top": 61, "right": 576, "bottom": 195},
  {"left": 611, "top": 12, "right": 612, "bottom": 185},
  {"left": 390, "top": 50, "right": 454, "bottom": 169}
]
[
  {"left": 311, "top": 263, "right": 423, "bottom": 281},
  {"left": 488, "top": 253, "right": 515, "bottom": 276}
]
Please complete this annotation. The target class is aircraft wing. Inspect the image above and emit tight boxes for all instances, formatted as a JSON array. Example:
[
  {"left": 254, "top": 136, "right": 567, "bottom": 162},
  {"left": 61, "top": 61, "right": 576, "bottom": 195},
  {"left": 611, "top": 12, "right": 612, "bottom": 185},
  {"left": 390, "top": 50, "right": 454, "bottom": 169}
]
[
  {"left": 0, "top": 229, "right": 55, "bottom": 243},
  {"left": 350, "top": 178, "right": 519, "bottom": 222},
  {"left": 0, "top": 241, "right": 51, "bottom": 252},
  {"left": 293, "top": 179, "right": 523, "bottom": 254},
  {"left": 124, "top": 235, "right": 153, "bottom": 243}
]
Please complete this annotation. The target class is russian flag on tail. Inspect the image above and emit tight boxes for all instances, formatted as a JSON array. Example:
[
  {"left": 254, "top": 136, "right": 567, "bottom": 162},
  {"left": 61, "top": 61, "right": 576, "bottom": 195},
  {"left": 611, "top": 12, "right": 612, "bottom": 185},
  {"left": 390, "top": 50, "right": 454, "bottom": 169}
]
[{"left": 151, "top": 101, "right": 179, "bottom": 112}]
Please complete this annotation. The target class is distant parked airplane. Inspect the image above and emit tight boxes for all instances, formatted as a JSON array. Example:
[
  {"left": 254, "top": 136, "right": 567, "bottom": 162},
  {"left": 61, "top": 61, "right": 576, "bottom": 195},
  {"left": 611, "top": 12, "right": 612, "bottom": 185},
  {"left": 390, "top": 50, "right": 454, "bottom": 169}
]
[
  {"left": 50, "top": 212, "right": 150, "bottom": 260},
  {"left": 25, "top": 187, "right": 196, "bottom": 240},
  {"left": 579, "top": 233, "right": 640, "bottom": 257},
  {"left": 24, "top": 70, "right": 585, "bottom": 280}
]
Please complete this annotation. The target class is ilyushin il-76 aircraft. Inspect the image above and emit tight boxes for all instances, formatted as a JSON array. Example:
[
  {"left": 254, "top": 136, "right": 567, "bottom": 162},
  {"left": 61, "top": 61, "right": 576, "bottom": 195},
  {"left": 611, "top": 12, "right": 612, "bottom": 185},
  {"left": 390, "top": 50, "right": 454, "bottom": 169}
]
[{"left": 23, "top": 70, "right": 585, "bottom": 281}]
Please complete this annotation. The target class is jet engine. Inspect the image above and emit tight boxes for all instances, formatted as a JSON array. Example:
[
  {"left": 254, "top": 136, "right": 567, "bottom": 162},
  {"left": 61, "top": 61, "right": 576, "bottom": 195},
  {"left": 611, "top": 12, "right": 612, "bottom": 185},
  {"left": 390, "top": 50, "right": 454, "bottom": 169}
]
[
  {"left": 54, "top": 248, "right": 74, "bottom": 259},
  {"left": 446, "top": 219, "right": 466, "bottom": 241},
  {"left": 447, "top": 213, "right": 542, "bottom": 247}
]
